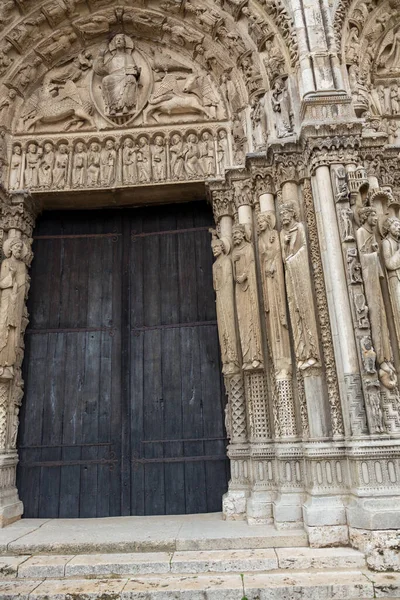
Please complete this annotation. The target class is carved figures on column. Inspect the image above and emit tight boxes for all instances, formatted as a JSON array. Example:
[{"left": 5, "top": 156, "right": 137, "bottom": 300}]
[
  {"left": 382, "top": 216, "right": 400, "bottom": 353},
  {"left": 232, "top": 224, "right": 263, "bottom": 371},
  {"left": 356, "top": 207, "right": 397, "bottom": 389},
  {"left": 0, "top": 237, "right": 28, "bottom": 373},
  {"left": 279, "top": 202, "right": 321, "bottom": 371},
  {"left": 257, "top": 211, "right": 291, "bottom": 378},
  {"left": 211, "top": 230, "right": 240, "bottom": 375}
]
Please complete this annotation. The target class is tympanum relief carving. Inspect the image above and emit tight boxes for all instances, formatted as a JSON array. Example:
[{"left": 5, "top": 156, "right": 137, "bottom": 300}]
[{"left": 15, "top": 33, "right": 227, "bottom": 134}]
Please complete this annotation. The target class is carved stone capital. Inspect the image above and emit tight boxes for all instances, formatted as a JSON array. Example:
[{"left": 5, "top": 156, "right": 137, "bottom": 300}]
[
  {"left": 251, "top": 167, "right": 275, "bottom": 196},
  {"left": 233, "top": 178, "right": 253, "bottom": 208},
  {"left": 0, "top": 190, "right": 41, "bottom": 238},
  {"left": 210, "top": 189, "right": 234, "bottom": 222}
]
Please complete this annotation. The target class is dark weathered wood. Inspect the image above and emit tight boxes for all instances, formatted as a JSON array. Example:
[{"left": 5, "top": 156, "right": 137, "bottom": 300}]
[{"left": 19, "top": 201, "right": 228, "bottom": 518}]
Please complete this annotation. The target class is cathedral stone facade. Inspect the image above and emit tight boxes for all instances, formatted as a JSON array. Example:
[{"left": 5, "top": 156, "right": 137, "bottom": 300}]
[{"left": 0, "top": 0, "right": 399, "bottom": 572}]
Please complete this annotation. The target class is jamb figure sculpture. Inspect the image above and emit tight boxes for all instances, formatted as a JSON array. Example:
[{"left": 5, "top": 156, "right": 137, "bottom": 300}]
[
  {"left": 279, "top": 202, "right": 320, "bottom": 371},
  {"left": 382, "top": 216, "right": 400, "bottom": 352},
  {"left": 211, "top": 230, "right": 240, "bottom": 375},
  {"left": 231, "top": 224, "right": 263, "bottom": 371},
  {"left": 257, "top": 211, "right": 291, "bottom": 378},
  {"left": 0, "top": 238, "right": 28, "bottom": 374},
  {"left": 356, "top": 206, "right": 397, "bottom": 389}
]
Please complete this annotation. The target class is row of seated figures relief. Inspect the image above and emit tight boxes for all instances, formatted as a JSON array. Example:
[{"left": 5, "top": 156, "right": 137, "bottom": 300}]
[{"left": 7, "top": 127, "right": 232, "bottom": 191}]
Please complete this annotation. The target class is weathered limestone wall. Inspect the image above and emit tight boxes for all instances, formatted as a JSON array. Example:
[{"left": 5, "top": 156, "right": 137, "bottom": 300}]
[{"left": 0, "top": 0, "right": 399, "bottom": 570}]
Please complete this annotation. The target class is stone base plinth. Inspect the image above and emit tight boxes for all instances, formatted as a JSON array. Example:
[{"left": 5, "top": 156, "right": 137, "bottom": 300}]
[
  {"left": 246, "top": 491, "right": 274, "bottom": 524},
  {"left": 0, "top": 454, "right": 23, "bottom": 528},
  {"left": 273, "top": 492, "right": 304, "bottom": 529},
  {"left": 222, "top": 489, "right": 248, "bottom": 520},
  {"left": 350, "top": 527, "right": 400, "bottom": 571}
]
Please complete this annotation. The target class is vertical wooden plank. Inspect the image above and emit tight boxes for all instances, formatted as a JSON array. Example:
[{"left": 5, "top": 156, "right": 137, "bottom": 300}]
[{"left": 130, "top": 211, "right": 145, "bottom": 515}]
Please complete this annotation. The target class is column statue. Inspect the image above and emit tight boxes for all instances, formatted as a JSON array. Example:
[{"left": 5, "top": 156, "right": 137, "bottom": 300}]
[
  {"left": 382, "top": 216, "right": 400, "bottom": 356},
  {"left": 279, "top": 202, "right": 320, "bottom": 371},
  {"left": 356, "top": 207, "right": 396, "bottom": 389},
  {"left": 257, "top": 211, "right": 291, "bottom": 377},
  {"left": 210, "top": 230, "right": 240, "bottom": 375},
  {"left": 232, "top": 224, "right": 263, "bottom": 370},
  {"left": 0, "top": 237, "right": 27, "bottom": 371}
]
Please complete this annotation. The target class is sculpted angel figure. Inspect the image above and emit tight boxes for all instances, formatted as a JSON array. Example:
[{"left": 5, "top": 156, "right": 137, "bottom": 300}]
[
  {"left": 279, "top": 202, "right": 320, "bottom": 371},
  {"left": 356, "top": 207, "right": 396, "bottom": 389},
  {"left": 232, "top": 224, "right": 263, "bottom": 371},
  {"left": 94, "top": 34, "right": 141, "bottom": 117},
  {"left": 257, "top": 212, "right": 291, "bottom": 378},
  {"left": 211, "top": 230, "right": 240, "bottom": 375},
  {"left": 0, "top": 238, "right": 28, "bottom": 369}
]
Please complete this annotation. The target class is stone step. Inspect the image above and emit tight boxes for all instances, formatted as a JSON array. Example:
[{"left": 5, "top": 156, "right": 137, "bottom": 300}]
[
  {"left": 0, "top": 547, "right": 366, "bottom": 579},
  {"left": 0, "top": 570, "right": 399, "bottom": 599},
  {"left": 0, "top": 515, "right": 308, "bottom": 555}
]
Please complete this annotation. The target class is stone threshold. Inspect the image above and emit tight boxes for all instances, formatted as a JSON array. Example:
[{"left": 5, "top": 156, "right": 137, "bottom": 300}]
[{"left": 0, "top": 513, "right": 308, "bottom": 555}]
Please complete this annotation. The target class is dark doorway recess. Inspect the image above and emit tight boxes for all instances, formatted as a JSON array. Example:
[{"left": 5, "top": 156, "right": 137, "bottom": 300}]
[{"left": 17, "top": 201, "right": 229, "bottom": 518}]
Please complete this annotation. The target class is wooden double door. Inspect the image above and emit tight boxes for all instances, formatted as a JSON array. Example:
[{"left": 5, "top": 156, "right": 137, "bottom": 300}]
[{"left": 17, "top": 201, "right": 229, "bottom": 518}]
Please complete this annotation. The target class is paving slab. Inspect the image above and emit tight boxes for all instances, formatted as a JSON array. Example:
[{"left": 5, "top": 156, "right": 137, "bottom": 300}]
[
  {"left": 121, "top": 571, "right": 374, "bottom": 599},
  {"left": 0, "top": 520, "right": 48, "bottom": 554},
  {"left": 65, "top": 552, "right": 172, "bottom": 577},
  {"left": 3, "top": 513, "right": 308, "bottom": 555},
  {"left": 30, "top": 577, "right": 128, "bottom": 599},
  {"left": 170, "top": 548, "right": 278, "bottom": 573},
  {"left": 0, "top": 554, "right": 30, "bottom": 578},
  {"left": 276, "top": 546, "right": 366, "bottom": 570},
  {"left": 18, "top": 554, "right": 72, "bottom": 578},
  {"left": 0, "top": 579, "right": 42, "bottom": 600}
]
